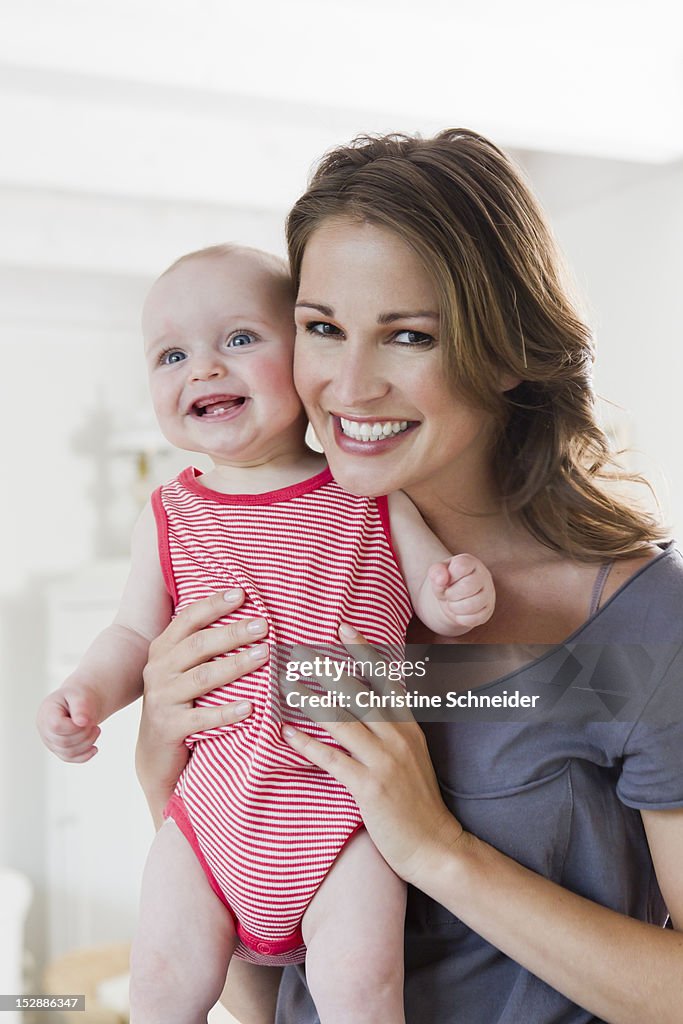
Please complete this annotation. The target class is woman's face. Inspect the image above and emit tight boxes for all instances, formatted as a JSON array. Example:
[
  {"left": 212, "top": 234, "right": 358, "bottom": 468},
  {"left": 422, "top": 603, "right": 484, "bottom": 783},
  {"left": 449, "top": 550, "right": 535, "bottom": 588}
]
[{"left": 293, "top": 216, "right": 496, "bottom": 500}]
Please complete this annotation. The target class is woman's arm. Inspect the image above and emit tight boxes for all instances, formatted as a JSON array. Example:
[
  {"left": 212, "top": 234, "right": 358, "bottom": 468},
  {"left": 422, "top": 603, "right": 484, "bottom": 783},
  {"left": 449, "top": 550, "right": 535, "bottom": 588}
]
[
  {"left": 282, "top": 625, "right": 683, "bottom": 1024},
  {"left": 135, "top": 588, "right": 268, "bottom": 827}
]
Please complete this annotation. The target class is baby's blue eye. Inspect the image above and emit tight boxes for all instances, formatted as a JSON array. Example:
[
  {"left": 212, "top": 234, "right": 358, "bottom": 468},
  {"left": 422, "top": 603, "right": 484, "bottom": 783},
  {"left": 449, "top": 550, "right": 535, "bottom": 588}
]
[
  {"left": 160, "top": 349, "right": 186, "bottom": 365},
  {"left": 227, "top": 332, "right": 256, "bottom": 348}
]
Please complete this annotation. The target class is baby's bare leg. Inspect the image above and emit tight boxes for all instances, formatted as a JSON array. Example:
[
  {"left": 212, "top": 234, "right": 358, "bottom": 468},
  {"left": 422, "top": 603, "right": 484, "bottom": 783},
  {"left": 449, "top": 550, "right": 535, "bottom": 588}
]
[
  {"left": 130, "top": 819, "right": 236, "bottom": 1024},
  {"left": 219, "top": 959, "right": 282, "bottom": 1024},
  {"left": 302, "top": 830, "right": 406, "bottom": 1024}
]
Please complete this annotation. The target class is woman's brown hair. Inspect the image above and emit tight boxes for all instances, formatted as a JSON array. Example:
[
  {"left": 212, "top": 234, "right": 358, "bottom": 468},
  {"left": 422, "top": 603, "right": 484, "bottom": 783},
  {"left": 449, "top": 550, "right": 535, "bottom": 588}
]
[{"left": 286, "top": 128, "right": 665, "bottom": 560}]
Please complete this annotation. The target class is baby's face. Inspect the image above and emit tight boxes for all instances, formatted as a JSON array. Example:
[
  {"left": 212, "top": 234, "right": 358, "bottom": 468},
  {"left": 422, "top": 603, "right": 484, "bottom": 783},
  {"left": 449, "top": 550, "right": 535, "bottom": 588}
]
[{"left": 143, "top": 253, "right": 305, "bottom": 466}]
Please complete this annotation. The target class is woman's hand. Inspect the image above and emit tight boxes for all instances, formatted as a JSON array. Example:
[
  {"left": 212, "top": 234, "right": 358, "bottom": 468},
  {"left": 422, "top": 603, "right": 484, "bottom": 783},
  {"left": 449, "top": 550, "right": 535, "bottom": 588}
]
[
  {"left": 136, "top": 588, "right": 268, "bottom": 826},
  {"left": 281, "top": 624, "right": 464, "bottom": 887}
]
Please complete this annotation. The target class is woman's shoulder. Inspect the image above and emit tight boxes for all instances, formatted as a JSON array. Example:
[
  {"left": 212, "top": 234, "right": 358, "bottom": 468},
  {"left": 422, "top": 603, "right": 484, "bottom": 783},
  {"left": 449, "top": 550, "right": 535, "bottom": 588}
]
[
  {"left": 590, "top": 541, "right": 683, "bottom": 643},
  {"left": 604, "top": 541, "right": 681, "bottom": 596},
  {"left": 600, "top": 542, "right": 679, "bottom": 602}
]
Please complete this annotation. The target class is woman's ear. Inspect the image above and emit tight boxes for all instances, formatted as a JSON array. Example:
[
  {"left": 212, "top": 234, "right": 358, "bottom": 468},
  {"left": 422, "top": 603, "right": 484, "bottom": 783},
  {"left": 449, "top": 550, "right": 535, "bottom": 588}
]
[
  {"left": 500, "top": 372, "right": 522, "bottom": 392},
  {"left": 305, "top": 422, "right": 323, "bottom": 453}
]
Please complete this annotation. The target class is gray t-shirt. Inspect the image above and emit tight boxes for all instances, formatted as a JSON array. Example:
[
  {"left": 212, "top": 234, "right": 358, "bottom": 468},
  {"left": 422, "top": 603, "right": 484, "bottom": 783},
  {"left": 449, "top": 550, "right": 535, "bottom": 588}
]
[{"left": 276, "top": 542, "right": 683, "bottom": 1024}]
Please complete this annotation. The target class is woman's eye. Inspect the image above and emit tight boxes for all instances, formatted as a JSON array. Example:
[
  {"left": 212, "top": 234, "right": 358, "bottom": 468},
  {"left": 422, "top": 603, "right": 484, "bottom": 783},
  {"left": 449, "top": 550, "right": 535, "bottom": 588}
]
[
  {"left": 393, "top": 330, "right": 435, "bottom": 347},
  {"left": 226, "top": 332, "right": 257, "bottom": 348},
  {"left": 159, "top": 348, "right": 186, "bottom": 365},
  {"left": 305, "top": 321, "right": 342, "bottom": 338}
]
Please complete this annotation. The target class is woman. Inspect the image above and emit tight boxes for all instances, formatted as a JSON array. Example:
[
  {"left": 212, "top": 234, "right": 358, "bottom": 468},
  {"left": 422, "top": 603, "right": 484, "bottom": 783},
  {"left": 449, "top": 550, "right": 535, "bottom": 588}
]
[{"left": 136, "top": 129, "right": 683, "bottom": 1023}]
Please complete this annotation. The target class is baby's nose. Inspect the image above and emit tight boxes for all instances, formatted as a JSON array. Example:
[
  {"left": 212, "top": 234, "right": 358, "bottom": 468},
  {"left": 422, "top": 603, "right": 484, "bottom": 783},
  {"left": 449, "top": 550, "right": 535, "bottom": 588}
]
[{"left": 189, "top": 356, "right": 226, "bottom": 382}]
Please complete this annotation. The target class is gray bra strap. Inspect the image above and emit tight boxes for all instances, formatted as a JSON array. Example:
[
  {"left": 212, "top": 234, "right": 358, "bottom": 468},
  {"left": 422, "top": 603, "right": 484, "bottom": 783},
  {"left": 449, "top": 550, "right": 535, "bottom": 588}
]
[{"left": 589, "top": 561, "right": 614, "bottom": 616}]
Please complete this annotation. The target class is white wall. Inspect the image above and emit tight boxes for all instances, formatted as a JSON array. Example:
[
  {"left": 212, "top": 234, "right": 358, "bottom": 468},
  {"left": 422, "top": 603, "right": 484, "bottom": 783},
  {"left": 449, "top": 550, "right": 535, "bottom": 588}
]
[{"left": 550, "top": 160, "right": 683, "bottom": 535}]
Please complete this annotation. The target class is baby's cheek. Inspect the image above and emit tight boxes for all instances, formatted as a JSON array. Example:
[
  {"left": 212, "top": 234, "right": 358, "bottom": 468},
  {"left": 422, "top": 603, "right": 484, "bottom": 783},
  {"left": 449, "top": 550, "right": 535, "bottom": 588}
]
[
  {"left": 258, "top": 353, "right": 300, "bottom": 402},
  {"left": 149, "top": 393, "right": 186, "bottom": 446}
]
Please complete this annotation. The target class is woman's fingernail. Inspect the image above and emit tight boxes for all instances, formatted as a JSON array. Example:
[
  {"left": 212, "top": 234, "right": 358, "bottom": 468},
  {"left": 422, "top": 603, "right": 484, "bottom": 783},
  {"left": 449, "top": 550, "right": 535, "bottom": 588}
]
[
  {"left": 339, "top": 622, "right": 357, "bottom": 640},
  {"left": 247, "top": 618, "right": 268, "bottom": 635},
  {"left": 248, "top": 643, "right": 269, "bottom": 660},
  {"left": 282, "top": 725, "right": 296, "bottom": 738},
  {"left": 234, "top": 701, "right": 252, "bottom": 717},
  {"left": 223, "top": 588, "right": 243, "bottom": 601}
]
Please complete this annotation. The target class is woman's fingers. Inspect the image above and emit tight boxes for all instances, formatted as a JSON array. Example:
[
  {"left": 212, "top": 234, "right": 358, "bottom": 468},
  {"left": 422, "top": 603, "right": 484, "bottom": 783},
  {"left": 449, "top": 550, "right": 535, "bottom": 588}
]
[
  {"left": 151, "top": 589, "right": 268, "bottom": 658},
  {"left": 174, "top": 618, "right": 269, "bottom": 672},
  {"left": 180, "top": 644, "right": 269, "bottom": 701},
  {"left": 282, "top": 713, "right": 462, "bottom": 885},
  {"left": 140, "top": 692, "right": 253, "bottom": 745},
  {"left": 145, "top": 645, "right": 268, "bottom": 712},
  {"left": 158, "top": 618, "right": 268, "bottom": 674},
  {"left": 186, "top": 699, "right": 253, "bottom": 735},
  {"left": 281, "top": 669, "right": 417, "bottom": 768},
  {"left": 337, "top": 624, "right": 409, "bottom": 701},
  {"left": 146, "top": 613, "right": 269, "bottom": 685},
  {"left": 153, "top": 589, "right": 244, "bottom": 646},
  {"left": 286, "top": 630, "right": 417, "bottom": 729},
  {"left": 282, "top": 673, "right": 357, "bottom": 723},
  {"left": 285, "top": 645, "right": 379, "bottom": 720},
  {"left": 281, "top": 724, "right": 364, "bottom": 790}
]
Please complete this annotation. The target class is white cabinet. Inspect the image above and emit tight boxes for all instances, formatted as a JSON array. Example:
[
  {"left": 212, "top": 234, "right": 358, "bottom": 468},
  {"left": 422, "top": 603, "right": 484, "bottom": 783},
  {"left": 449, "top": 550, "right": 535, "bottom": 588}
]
[{"left": 43, "top": 562, "right": 154, "bottom": 961}]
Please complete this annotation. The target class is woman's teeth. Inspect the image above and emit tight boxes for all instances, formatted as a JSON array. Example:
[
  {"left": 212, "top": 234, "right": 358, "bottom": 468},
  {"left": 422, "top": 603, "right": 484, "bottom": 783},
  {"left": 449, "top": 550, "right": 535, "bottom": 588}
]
[{"left": 339, "top": 418, "right": 409, "bottom": 442}]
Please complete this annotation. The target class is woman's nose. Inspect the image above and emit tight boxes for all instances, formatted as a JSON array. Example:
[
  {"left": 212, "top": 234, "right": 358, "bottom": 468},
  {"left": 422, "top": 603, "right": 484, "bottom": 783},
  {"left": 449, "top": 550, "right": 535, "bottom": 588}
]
[{"left": 331, "top": 345, "right": 390, "bottom": 408}]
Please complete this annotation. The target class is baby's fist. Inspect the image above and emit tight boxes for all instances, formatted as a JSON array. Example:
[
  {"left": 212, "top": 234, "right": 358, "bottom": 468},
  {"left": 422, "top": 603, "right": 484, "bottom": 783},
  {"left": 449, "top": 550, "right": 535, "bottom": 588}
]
[
  {"left": 36, "top": 685, "right": 102, "bottom": 763},
  {"left": 429, "top": 553, "right": 495, "bottom": 634}
]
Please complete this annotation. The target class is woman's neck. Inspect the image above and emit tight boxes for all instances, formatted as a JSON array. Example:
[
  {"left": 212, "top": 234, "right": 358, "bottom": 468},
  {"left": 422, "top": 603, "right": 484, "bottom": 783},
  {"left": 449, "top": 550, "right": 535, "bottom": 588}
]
[{"left": 404, "top": 476, "right": 545, "bottom": 572}]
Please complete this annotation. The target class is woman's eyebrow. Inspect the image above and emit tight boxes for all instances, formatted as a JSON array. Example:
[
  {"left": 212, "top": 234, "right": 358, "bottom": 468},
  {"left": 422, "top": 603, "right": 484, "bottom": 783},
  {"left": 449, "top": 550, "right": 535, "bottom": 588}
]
[
  {"left": 377, "top": 311, "right": 439, "bottom": 324},
  {"left": 295, "top": 301, "right": 334, "bottom": 315},
  {"left": 295, "top": 301, "right": 439, "bottom": 323}
]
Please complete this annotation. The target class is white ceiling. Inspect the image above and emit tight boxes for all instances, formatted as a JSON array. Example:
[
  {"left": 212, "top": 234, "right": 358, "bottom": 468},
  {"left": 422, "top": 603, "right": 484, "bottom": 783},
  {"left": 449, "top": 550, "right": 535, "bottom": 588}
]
[{"left": 1, "top": 0, "right": 683, "bottom": 210}]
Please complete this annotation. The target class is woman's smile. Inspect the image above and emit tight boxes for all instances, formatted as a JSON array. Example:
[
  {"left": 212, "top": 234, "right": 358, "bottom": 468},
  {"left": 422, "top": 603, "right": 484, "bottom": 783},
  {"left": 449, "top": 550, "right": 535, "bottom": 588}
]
[{"left": 334, "top": 414, "right": 416, "bottom": 453}]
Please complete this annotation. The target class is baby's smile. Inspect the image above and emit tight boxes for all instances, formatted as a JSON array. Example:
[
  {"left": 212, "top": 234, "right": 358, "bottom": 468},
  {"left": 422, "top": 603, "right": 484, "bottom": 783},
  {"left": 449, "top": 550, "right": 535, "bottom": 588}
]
[{"left": 189, "top": 394, "right": 248, "bottom": 419}]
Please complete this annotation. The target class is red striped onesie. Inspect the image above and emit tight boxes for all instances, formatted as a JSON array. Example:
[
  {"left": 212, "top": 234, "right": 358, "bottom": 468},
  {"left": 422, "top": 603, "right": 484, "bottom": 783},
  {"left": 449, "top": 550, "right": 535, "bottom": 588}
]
[{"left": 152, "top": 466, "right": 412, "bottom": 966}]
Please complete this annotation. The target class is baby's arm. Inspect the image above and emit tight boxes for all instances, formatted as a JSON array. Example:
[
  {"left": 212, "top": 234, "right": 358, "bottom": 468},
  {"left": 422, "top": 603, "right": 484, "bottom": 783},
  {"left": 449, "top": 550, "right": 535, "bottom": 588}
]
[
  {"left": 37, "top": 501, "right": 172, "bottom": 762},
  {"left": 388, "top": 491, "right": 495, "bottom": 637}
]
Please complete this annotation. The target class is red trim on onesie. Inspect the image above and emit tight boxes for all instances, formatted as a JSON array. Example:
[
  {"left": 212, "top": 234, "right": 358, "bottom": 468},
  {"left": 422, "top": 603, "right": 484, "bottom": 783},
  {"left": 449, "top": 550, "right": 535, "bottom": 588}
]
[
  {"left": 151, "top": 486, "right": 178, "bottom": 604},
  {"left": 163, "top": 795, "right": 236, "bottom": 924},
  {"left": 375, "top": 494, "right": 402, "bottom": 569},
  {"left": 179, "top": 465, "right": 333, "bottom": 505}
]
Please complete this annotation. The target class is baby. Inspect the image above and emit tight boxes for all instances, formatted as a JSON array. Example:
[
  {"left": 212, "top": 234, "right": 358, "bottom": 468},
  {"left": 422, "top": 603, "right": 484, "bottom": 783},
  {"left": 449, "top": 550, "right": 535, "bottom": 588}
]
[{"left": 38, "top": 245, "right": 495, "bottom": 1024}]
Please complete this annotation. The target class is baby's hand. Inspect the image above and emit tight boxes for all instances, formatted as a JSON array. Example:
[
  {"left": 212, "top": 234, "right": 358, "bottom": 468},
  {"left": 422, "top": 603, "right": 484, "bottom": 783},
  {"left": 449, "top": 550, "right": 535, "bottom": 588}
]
[
  {"left": 36, "top": 684, "right": 103, "bottom": 763},
  {"left": 428, "top": 554, "right": 495, "bottom": 634}
]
